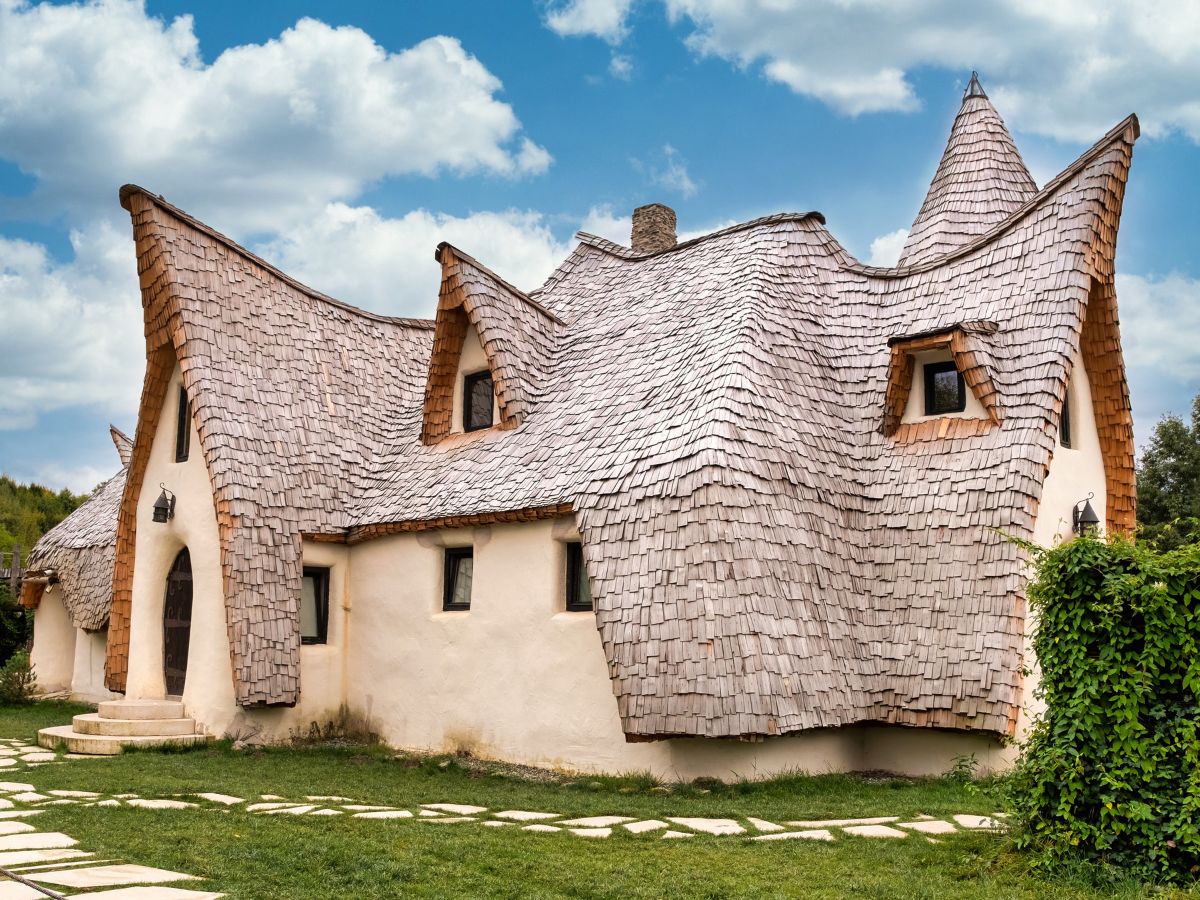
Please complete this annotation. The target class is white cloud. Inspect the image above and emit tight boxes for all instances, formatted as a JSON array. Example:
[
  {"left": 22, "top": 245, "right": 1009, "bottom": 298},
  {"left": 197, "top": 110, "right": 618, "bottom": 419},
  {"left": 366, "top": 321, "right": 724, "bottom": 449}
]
[
  {"left": 579, "top": 204, "right": 632, "bottom": 244},
  {"left": 0, "top": 221, "right": 143, "bottom": 430},
  {"left": 637, "top": 144, "right": 698, "bottom": 198},
  {"left": 255, "top": 204, "right": 578, "bottom": 317},
  {"left": 1115, "top": 272, "right": 1200, "bottom": 443},
  {"left": 867, "top": 228, "right": 909, "bottom": 267},
  {"left": 636, "top": 0, "right": 1200, "bottom": 142},
  {"left": 0, "top": 1, "right": 550, "bottom": 231},
  {"left": 28, "top": 462, "right": 111, "bottom": 496},
  {"left": 609, "top": 53, "right": 634, "bottom": 80},
  {"left": 544, "top": 0, "right": 635, "bottom": 43}
]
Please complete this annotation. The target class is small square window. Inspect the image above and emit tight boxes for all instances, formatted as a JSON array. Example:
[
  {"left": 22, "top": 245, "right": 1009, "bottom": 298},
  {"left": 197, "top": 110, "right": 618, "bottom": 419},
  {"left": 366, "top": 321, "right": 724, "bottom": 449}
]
[
  {"left": 175, "top": 386, "right": 191, "bottom": 462},
  {"left": 443, "top": 547, "right": 474, "bottom": 611},
  {"left": 463, "top": 371, "right": 494, "bottom": 432},
  {"left": 565, "top": 542, "right": 592, "bottom": 612},
  {"left": 301, "top": 567, "right": 329, "bottom": 644},
  {"left": 923, "top": 361, "right": 966, "bottom": 415},
  {"left": 1059, "top": 391, "right": 1073, "bottom": 448}
]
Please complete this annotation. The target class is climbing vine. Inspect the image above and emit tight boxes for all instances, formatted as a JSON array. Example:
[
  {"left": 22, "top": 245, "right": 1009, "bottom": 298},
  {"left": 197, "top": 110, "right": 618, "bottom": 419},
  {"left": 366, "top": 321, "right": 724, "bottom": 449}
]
[{"left": 1008, "top": 532, "right": 1200, "bottom": 882}]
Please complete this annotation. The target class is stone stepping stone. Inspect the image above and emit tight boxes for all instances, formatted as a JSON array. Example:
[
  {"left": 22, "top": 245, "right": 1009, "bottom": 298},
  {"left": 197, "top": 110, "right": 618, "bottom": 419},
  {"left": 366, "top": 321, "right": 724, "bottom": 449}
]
[
  {"left": 0, "top": 750, "right": 15, "bottom": 757},
  {"left": 568, "top": 828, "right": 611, "bottom": 838},
  {"left": 28, "top": 863, "right": 198, "bottom": 889},
  {"left": 245, "top": 802, "right": 293, "bottom": 812},
  {"left": 19, "top": 754, "right": 55, "bottom": 764},
  {"left": 114, "top": 794, "right": 140, "bottom": 799},
  {"left": 746, "top": 817, "right": 784, "bottom": 833},
  {"left": 622, "top": 820, "right": 667, "bottom": 833},
  {"left": 352, "top": 810, "right": 412, "bottom": 819},
  {"left": 305, "top": 795, "right": 352, "bottom": 802},
  {"left": 494, "top": 810, "right": 560, "bottom": 821},
  {"left": 260, "top": 805, "right": 316, "bottom": 815},
  {"left": 96, "top": 799, "right": 122, "bottom": 807},
  {"left": 558, "top": 816, "right": 632, "bottom": 828},
  {"left": 0, "top": 882, "right": 49, "bottom": 899},
  {"left": 422, "top": 803, "right": 487, "bottom": 815},
  {"left": 64, "top": 754, "right": 96, "bottom": 759},
  {"left": 342, "top": 805, "right": 395, "bottom": 812},
  {"left": 40, "top": 799, "right": 78, "bottom": 806},
  {"left": 786, "top": 816, "right": 899, "bottom": 828},
  {"left": 481, "top": 821, "right": 512, "bottom": 827},
  {"left": 0, "top": 760, "right": 16, "bottom": 769},
  {"left": 258, "top": 795, "right": 286, "bottom": 801},
  {"left": 0, "top": 822, "right": 35, "bottom": 834},
  {"left": 752, "top": 829, "right": 835, "bottom": 842},
  {"left": 899, "top": 820, "right": 957, "bottom": 835},
  {"left": 0, "top": 811, "right": 43, "bottom": 819},
  {"left": 843, "top": 824, "right": 908, "bottom": 839},
  {"left": 195, "top": 794, "right": 244, "bottom": 806},
  {"left": 953, "top": 814, "right": 1003, "bottom": 830},
  {"left": 306, "top": 809, "right": 343, "bottom": 816},
  {"left": 521, "top": 824, "right": 560, "bottom": 833},
  {"left": 73, "top": 890, "right": 225, "bottom": 899},
  {"left": 0, "top": 833, "right": 77, "bottom": 851},
  {"left": 0, "top": 800, "right": 12, "bottom": 809},
  {"left": 8, "top": 793, "right": 49, "bottom": 804},
  {"left": 126, "top": 799, "right": 197, "bottom": 810},
  {"left": 47, "top": 790, "right": 99, "bottom": 798},
  {"left": 0, "top": 848, "right": 91, "bottom": 866},
  {"left": 417, "top": 810, "right": 443, "bottom": 817},
  {"left": 665, "top": 817, "right": 745, "bottom": 836},
  {"left": 0, "top": 784, "right": 35, "bottom": 793},
  {"left": 661, "top": 831, "right": 693, "bottom": 839},
  {"left": 419, "top": 817, "right": 475, "bottom": 824}
]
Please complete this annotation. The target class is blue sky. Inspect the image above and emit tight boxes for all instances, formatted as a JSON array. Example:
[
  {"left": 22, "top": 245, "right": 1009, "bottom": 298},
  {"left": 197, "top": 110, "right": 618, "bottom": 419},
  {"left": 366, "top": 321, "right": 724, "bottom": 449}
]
[{"left": 1, "top": 0, "right": 1198, "bottom": 492}]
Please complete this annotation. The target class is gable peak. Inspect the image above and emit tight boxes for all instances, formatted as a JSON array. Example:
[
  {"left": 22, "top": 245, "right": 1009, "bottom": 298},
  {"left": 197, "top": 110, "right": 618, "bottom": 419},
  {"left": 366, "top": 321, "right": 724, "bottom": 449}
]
[{"left": 964, "top": 71, "right": 986, "bottom": 99}]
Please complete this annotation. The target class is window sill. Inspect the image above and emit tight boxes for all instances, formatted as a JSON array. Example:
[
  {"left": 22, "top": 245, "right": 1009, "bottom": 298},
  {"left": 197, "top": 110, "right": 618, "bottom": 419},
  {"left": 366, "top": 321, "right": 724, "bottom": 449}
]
[{"left": 433, "top": 609, "right": 471, "bottom": 620}]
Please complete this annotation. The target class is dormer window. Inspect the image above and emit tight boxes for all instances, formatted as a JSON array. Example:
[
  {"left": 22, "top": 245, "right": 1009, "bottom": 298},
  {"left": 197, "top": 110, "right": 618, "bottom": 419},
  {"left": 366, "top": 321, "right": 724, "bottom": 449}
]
[
  {"left": 463, "top": 370, "right": 494, "bottom": 432},
  {"left": 923, "top": 361, "right": 966, "bottom": 415}
]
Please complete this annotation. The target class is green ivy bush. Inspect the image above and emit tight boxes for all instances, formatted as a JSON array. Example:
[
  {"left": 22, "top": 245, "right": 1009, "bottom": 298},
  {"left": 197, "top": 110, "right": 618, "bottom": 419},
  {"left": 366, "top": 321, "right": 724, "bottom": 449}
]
[
  {"left": 0, "top": 649, "right": 37, "bottom": 705},
  {"left": 1008, "top": 532, "right": 1200, "bottom": 883}
]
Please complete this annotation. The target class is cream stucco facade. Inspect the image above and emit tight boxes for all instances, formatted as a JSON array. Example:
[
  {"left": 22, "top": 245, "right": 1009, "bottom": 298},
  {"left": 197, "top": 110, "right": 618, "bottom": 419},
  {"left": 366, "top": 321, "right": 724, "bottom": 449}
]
[
  {"left": 29, "top": 586, "right": 117, "bottom": 703},
  {"left": 77, "top": 344, "right": 1109, "bottom": 779}
]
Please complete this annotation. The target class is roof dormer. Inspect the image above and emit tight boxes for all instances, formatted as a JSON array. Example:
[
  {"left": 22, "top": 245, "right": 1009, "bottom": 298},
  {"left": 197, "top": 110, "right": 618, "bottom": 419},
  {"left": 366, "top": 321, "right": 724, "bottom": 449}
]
[
  {"left": 421, "top": 243, "right": 561, "bottom": 445},
  {"left": 882, "top": 321, "right": 1002, "bottom": 440}
]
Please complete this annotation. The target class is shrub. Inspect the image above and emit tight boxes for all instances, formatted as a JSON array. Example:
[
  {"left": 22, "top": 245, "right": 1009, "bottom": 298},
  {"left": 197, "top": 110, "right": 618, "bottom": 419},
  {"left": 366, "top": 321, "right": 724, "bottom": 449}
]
[
  {"left": 1007, "top": 532, "right": 1200, "bottom": 883},
  {"left": 0, "top": 650, "right": 37, "bottom": 705}
]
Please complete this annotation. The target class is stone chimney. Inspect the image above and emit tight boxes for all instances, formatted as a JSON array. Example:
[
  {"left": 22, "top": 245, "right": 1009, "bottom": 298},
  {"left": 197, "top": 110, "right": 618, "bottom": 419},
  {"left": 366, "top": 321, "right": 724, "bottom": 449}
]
[{"left": 630, "top": 203, "right": 677, "bottom": 254}]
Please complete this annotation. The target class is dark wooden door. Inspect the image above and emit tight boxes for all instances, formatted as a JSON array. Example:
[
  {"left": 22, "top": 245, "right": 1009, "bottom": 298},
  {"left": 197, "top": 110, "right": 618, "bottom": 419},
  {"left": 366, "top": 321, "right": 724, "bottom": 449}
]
[{"left": 162, "top": 548, "right": 192, "bottom": 697}]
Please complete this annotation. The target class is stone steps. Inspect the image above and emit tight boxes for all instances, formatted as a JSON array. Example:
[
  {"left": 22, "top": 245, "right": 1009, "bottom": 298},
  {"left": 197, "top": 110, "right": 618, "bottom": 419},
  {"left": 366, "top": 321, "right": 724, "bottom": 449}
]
[{"left": 37, "top": 699, "right": 210, "bottom": 756}]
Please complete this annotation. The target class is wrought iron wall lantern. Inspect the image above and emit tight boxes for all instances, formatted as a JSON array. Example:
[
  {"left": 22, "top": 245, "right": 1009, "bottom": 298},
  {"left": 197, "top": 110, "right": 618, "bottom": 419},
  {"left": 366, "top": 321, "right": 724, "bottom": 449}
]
[
  {"left": 1072, "top": 492, "right": 1100, "bottom": 536},
  {"left": 152, "top": 484, "right": 177, "bottom": 523}
]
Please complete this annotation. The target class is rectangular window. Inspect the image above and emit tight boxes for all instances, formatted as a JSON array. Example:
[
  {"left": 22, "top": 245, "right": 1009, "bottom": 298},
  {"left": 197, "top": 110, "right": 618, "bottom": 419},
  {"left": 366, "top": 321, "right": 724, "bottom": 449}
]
[
  {"left": 923, "top": 361, "right": 966, "bottom": 415},
  {"left": 463, "top": 370, "right": 494, "bottom": 432},
  {"left": 565, "top": 542, "right": 592, "bottom": 612},
  {"left": 175, "top": 386, "right": 191, "bottom": 462},
  {"left": 443, "top": 547, "right": 474, "bottom": 611},
  {"left": 300, "top": 567, "right": 329, "bottom": 644},
  {"left": 1059, "top": 391, "right": 1072, "bottom": 448}
]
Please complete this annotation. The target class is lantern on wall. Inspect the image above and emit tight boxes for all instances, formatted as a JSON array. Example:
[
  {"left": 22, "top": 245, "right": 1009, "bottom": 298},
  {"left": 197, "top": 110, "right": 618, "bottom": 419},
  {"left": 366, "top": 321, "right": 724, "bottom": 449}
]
[
  {"left": 152, "top": 485, "right": 177, "bottom": 524},
  {"left": 1072, "top": 492, "right": 1100, "bottom": 536}
]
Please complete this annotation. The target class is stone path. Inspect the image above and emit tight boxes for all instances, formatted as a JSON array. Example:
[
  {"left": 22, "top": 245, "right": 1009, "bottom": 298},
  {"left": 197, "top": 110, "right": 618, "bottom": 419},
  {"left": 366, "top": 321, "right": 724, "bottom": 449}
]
[
  {"left": 0, "top": 739, "right": 88, "bottom": 774},
  {"left": 0, "top": 780, "right": 1005, "bottom": 845}
]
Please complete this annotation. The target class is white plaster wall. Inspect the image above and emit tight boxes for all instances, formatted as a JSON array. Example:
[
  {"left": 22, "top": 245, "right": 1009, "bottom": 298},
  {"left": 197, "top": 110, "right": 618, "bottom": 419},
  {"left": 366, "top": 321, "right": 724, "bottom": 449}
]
[
  {"left": 902, "top": 350, "right": 988, "bottom": 423},
  {"left": 449, "top": 324, "right": 500, "bottom": 434},
  {"left": 29, "top": 586, "right": 74, "bottom": 694},
  {"left": 71, "top": 628, "right": 118, "bottom": 703},
  {"left": 343, "top": 516, "right": 1007, "bottom": 779},
  {"left": 1016, "top": 351, "right": 1108, "bottom": 740},
  {"left": 125, "top": 365, "right": 234, "bottom": 736}
]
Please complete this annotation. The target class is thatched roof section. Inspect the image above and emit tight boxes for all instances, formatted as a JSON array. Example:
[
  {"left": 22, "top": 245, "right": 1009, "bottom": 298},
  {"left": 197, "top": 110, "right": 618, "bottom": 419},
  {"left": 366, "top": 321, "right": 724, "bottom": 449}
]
[
  {"left": 105, "top": 94, "right": 1137, "bottom": 738},
  {"left": 21, "top": 427, "right": 131, "bottom": 631},
  {"left": 899, "top": 73, "right": 1038, "bottom": 267}
]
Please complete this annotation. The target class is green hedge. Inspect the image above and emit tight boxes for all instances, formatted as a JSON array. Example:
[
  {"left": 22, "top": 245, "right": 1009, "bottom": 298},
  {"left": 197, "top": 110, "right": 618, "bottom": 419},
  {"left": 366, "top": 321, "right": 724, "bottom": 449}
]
[{"left": 1008, "top": 532, "right": 1200, "bottom": 883}]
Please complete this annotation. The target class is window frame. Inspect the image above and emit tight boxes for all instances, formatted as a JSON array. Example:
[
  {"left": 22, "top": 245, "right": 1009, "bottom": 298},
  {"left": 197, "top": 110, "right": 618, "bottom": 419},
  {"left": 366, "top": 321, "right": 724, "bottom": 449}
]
[
  {"left": 564, "top": 542, "right": 593, "bottom": 612},
  {"left": 174, "top": 386, "right": 191, "bottom": 463},
  {"left": 462, "top": 370, "right": 495, "bottom": 433},
  {"left": 442, "top": 547, "right": 474, "bottom": 611},
  {"left": 300, "top": 566, "right": 330, "bottom": 645},
  {"left": 1059, "top": 389, "right": 1073, "bottom": 448},
  {"left": 923, "top": 360, "right": 966, "bottom": 416}
]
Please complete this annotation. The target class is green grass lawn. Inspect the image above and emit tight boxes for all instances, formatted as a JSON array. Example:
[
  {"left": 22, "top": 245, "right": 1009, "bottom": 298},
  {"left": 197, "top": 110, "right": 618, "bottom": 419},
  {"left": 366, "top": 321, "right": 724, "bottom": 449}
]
[{"left": 1, "top": 702, "right": 1194, "bottom": 899}]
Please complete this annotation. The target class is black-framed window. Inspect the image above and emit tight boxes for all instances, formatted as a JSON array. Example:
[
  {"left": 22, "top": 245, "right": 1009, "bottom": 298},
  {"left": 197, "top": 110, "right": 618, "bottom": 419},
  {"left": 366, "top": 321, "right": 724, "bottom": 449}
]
[
  {"left": 565, "top": 542, "right": 592, "bottom": 612},
  {"left": 300, "top": 566, "right": 329, "bottom": 644},
  {"left": 463, "top": 370, "right": 494, "bottom": 432},
  {"left": 1059, "top": 390, "right": 1073, "bottom": 448},
  {"left": 443, "top": 547, "right": 474, "bottom": 611},
  {"left": 174, "top": 386, "right": 191, "bottom": 462},
  {"left": 923, "top": 361, "right": 966, "bottom": 415}
]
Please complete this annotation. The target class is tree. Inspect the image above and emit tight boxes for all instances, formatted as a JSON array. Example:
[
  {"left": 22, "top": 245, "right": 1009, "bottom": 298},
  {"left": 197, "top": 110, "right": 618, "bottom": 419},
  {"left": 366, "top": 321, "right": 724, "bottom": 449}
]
[{"left": 1137, "top": 392, "right": 1200, "bottom": 549}]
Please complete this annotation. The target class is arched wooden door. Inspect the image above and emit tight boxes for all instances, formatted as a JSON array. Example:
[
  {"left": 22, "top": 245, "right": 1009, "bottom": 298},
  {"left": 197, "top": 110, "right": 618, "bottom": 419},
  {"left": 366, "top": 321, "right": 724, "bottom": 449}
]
[{"left": 162, "top": 548, "right": 192, "bottom": 697}]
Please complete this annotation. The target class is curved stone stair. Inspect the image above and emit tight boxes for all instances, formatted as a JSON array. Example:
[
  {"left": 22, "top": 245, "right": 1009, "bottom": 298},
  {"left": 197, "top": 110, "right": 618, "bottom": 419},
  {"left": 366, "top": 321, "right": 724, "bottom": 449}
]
[{"left": 38, "top": 699, "right": 210, "bottom": 755}]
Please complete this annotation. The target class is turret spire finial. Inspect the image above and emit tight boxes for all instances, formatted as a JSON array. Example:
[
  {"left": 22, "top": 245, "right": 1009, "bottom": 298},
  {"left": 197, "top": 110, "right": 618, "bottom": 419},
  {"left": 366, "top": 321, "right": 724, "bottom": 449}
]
[{"left": 964, "top": 71, "right": 987, "bottom": 99}]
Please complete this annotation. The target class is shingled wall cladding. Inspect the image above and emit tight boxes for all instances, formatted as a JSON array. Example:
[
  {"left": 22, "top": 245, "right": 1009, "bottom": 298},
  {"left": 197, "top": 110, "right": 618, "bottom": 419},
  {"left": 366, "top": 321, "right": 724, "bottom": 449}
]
[{"left": 108, "top": 112, "right": 1136, "bottom": 733}]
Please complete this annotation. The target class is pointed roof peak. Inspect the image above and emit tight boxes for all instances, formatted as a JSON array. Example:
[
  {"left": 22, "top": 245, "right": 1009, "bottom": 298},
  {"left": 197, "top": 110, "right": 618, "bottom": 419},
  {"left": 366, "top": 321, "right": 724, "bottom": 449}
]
[
  {"left": 964, "top": 71, "right": 987, "bottom": 100},
  {"left": 898, "top": 75, "right": 1036, "bottom": 266}
]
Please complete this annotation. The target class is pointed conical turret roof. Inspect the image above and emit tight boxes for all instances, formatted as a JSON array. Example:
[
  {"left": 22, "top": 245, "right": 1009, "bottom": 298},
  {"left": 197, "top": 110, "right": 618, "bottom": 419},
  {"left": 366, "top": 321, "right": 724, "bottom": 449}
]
[{"left": 898, "top": 73, "right": 1037, "bottom": 267}]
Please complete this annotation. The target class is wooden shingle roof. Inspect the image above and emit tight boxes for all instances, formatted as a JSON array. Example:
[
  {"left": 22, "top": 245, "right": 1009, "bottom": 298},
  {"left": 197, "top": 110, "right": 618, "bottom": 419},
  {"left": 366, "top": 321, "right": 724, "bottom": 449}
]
[{"left": 105, "top": 100, "right": 1138, "bottom": 740}]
